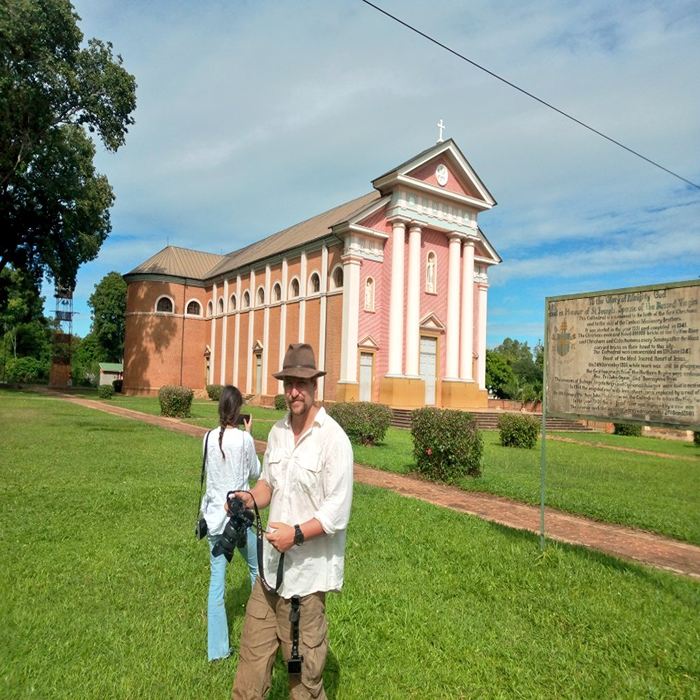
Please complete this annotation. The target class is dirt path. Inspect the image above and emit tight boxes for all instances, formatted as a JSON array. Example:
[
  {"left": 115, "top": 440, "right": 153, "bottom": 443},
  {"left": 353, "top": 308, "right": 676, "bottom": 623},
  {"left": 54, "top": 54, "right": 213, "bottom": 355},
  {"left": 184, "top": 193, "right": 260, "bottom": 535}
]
[{"left": 54, "top": 394, "right": 700, "bottom": 580}]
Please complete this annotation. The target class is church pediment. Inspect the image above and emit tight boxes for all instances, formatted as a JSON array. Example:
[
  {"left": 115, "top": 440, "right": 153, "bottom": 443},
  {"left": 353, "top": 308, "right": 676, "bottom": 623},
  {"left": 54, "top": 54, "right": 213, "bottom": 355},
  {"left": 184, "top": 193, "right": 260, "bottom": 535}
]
[
  {"left": 358, "top": 335, "right": 380, "bottom": 349},
  {"left": 372, "top": 139, "right": 496, "bottom": 211},
  {"left": 419, "top": 313, "right": 446, "bottom": 333}
]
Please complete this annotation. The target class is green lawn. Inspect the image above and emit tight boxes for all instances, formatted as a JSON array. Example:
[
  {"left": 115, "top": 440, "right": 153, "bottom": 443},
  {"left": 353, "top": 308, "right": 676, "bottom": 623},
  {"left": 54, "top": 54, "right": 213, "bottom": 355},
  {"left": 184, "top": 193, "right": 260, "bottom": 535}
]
[
  {"left": 42, "top": 391, "right": 700, "bottom": 544},
  {"left": 1, "top": 392, "right": 698, "bottom": 698}
]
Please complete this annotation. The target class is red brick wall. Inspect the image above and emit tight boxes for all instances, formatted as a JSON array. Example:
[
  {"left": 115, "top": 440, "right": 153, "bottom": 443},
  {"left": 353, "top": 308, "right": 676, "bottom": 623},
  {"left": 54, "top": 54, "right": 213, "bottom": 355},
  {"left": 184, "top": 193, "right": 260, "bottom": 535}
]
[
  {"left": 323, "top": 293, "right": 343, "bottom": 401},
  {"left": 267, "top": 305, "right": 281, "bottom": 395}
]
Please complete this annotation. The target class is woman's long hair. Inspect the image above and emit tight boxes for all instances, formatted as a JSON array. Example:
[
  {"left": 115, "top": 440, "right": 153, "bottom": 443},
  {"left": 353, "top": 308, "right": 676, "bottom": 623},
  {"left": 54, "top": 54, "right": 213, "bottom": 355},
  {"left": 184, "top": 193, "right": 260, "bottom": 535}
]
[{"left": 218, "top": 385, "right": 243, "bottom": 456}]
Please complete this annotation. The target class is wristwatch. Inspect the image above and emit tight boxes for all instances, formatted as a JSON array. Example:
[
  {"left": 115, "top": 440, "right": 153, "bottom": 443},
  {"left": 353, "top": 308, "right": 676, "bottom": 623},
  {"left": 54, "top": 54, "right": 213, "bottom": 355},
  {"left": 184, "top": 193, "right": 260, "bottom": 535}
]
[{"left": 293, "top": 524, "right": 305, "bottom": 546}]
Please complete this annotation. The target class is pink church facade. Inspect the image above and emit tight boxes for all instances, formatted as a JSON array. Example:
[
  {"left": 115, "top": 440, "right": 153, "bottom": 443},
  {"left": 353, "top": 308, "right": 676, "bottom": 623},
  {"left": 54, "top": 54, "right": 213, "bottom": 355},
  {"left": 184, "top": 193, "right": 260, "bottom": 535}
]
[{"left": 122, "top": 139, "right": 501, "bottom": 409}]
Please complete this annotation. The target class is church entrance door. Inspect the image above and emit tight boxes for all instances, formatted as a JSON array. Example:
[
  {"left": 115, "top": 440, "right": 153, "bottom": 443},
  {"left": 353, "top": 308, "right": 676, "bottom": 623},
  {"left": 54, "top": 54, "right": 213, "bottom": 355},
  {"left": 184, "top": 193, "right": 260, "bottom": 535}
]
[
  {"left": 359, "top": 352, "right": 373, "bottom": 401},
  {"left": 419, "top": 336, "right": 437, "bottom": 405},
  {"left": 254, "top": 352, "right": 262, "bottom": 394}
]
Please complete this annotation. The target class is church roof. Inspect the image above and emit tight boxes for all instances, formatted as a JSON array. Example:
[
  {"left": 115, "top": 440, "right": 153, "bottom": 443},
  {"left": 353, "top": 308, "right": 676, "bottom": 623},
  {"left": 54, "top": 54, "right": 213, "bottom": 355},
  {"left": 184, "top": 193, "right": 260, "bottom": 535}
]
[
  {"left": 126, "top": 246, "right": 225, "bottom": 279},
  {"left": 206, "top": 191, "right": 381, "bottom": 278}
]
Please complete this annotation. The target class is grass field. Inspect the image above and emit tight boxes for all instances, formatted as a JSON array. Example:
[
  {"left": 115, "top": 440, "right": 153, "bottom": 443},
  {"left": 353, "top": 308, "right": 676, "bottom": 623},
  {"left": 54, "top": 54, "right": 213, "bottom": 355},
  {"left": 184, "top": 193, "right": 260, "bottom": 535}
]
[
  {"left": 46, "top": 390, "right": 700, "bottom": 544},
  {"left": 1, "top": 391, "right": 699, "bottom": 698}
]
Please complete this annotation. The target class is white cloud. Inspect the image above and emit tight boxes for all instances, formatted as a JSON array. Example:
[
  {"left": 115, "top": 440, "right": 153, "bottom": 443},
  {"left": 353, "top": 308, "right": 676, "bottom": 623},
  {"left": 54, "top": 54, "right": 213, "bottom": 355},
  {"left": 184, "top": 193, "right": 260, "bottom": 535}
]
[{"left": 55, "top": 0, "right": 700, "bottom": 344}]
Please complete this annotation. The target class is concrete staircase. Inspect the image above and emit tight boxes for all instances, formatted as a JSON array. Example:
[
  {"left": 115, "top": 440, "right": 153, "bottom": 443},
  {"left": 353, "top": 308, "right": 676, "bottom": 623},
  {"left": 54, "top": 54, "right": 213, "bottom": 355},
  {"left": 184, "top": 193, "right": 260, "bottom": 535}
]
[{"left": 390, "top": 409, "right": 592, "bottom": 432}]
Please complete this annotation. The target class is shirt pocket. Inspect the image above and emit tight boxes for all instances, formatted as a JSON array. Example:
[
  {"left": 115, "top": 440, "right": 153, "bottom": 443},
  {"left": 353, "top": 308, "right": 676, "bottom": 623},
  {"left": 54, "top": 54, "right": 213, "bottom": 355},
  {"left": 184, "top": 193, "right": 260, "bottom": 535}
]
[
  {"left": 266, "top": 448, "right": 286, "bottom": 490},
  {"left": 294, "top": 454, "right": 322, "bottom": 498}
]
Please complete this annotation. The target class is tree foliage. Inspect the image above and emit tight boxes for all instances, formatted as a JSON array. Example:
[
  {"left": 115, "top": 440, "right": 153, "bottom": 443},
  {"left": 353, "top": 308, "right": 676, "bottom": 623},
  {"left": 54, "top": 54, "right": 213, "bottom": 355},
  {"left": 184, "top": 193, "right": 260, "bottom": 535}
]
[
  {"left": 486, "top": 338, "right": 543, "bottom": 401},
  {"left": 0, "top": 267, "right": 52, "bottom": 380},
  {"left": 88, "top": 271, "right": 126, "bottom": 361},
  {"left": 0, "top": 0, "right": 136, "bottom": 302}
]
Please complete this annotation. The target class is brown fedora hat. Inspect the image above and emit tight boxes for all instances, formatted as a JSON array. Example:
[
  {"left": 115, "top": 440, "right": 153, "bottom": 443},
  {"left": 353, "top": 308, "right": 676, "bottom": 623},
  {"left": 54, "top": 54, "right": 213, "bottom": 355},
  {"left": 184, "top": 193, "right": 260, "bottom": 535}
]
[{"left": 273, "top": 343, "right": 327, "bottom": 380}]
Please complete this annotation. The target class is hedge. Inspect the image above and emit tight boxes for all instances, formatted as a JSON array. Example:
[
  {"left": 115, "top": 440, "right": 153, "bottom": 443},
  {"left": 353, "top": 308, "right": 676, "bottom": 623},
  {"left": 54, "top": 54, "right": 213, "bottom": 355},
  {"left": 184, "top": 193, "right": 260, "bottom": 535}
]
[
  {"left": 613, "top": 422, "right": 643, "bottom": 437},
  {"left": 206, "top": 384, "right": 223, "bottom": 401},
  {"left": 328, "top": 402, "right": 392, "bottom": 446},
  {"left": 498, "top": 413, "right": 540, "bottom": 449},
  {"left": 274, "top": 394, "right": 287, "bottom": 411},
  {"left": 411, "top": 407, "right": 482, "bottom": 481},
  {"left": 97, "top": 384, "right": 114, "bottom": 400},
  {"left": 158, "top": 385, "right": 194, "bottom": 418}
]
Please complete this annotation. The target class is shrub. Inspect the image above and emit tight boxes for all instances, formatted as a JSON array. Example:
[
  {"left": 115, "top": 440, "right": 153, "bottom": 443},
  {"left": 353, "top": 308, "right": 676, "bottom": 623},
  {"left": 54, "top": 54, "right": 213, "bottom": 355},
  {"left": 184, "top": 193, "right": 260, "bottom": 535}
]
[
  {"left": 206, "top": 384, "right": 223, "bottom": 401},
  {"left": 5, "top": 356, "right": 48, "bottom": 384},
  {"left": 112, "top": 379, "right": 123, "bottom": 393},
  {"left": 328, "top": 402, "right": 392, "bottom": 446},
  {"left": 693, "top": 431, "right": 699, "bottom": 446},
  {"left": 498, "top": 413, "right": 540, "bottom": 449},
  {"left": 613, "top": 422, "right": 642, "bottom": 437},
  {"left": 274, "top": 394, "right": 287, "bottom": 411},
  {"left": 97, "top": 384, "right": 114, "bottom": 399},
  {"left": 158, "top": 385, "right": 194, "bottom": 418},
  {"left": 411, "top": 407, "right": 482, "bottom": 481}
]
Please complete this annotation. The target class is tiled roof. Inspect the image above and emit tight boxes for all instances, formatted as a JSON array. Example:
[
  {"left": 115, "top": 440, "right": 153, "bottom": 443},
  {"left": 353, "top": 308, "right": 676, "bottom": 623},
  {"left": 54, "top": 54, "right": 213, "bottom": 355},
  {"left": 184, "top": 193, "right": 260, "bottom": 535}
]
[
  {"left": 126, "top": 246, "right": 225, "bottom": 279},
  {"left": 206, "top": 191, "right": 381, "bottom": 278}
]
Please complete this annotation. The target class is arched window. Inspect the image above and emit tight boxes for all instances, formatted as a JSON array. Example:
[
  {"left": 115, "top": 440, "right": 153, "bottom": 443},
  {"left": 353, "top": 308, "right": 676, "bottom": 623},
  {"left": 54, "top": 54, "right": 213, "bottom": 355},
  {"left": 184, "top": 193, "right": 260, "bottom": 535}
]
[
  {"left": 364, "top": 277, "right": 375, "bottom": 311},
  {"left": 206, "top": 300, "right": 213, "bottom": 317},
  {"left": 230, "top": 294, "right": 237, "bottom": 312},
  {"left": 289, "top": 278, "right": 300, "bottom": 299},
  {"left": 426, "top": 251, "right": 437, "bottom": 293},
  {"left": 256, "top": 286, "right": 265, "bottom": 306},
  {"left": 272, "top": 282, "right": 282, "bottom": 302},
  {"left": 242, "top": 290, "right": 250, "bottom": 309},
  {"left": 331, "top": 266, "right": 344, "bottom": 289},
  {"left": 186, "top": 300, "right": 201, "bottom": 316},
  {"left": 217, "top": 297, "right": 224, "bottom": 314},
  {"left": 309, "top": 272, "right": 320, "bottom": 294},
  {"left": 156, "top": 296, "right": 174, "bottom": 313}
]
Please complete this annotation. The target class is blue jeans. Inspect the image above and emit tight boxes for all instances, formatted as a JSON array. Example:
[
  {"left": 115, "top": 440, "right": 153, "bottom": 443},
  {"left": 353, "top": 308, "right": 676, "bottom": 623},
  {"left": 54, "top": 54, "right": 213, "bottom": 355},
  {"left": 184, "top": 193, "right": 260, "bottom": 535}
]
[{"left": 207, "top": 527, "right": 258, "bottom": 661}]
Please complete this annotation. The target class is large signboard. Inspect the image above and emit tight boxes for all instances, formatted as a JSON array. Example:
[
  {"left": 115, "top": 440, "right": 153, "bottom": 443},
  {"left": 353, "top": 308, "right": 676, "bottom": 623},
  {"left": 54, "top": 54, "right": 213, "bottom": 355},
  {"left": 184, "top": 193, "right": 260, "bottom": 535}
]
[{"left": 545, "top": 280, "right": 699, "bottom": 429}]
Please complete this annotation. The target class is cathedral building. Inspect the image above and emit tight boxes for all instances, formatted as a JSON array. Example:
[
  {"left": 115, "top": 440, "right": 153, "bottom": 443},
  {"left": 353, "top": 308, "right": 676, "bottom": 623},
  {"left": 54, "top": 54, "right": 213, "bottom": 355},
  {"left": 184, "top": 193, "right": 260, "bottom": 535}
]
[{"left": 123, "top": 138, "right": 501, "bottom": 408}]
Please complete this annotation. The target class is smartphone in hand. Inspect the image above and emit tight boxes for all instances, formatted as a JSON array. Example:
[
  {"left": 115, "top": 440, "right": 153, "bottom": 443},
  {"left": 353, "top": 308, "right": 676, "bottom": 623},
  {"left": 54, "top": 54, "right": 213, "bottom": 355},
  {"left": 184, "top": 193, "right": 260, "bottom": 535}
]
[{"left": 236, "top": 413, "right": 251, "bottom": 425}]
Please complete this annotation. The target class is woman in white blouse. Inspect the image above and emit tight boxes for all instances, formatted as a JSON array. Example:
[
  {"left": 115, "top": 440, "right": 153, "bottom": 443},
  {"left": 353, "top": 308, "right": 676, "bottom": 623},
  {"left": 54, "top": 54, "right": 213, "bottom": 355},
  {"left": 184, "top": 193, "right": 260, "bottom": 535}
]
[{"left": 200, "top": 385, "right": 260, "bottom": 661}]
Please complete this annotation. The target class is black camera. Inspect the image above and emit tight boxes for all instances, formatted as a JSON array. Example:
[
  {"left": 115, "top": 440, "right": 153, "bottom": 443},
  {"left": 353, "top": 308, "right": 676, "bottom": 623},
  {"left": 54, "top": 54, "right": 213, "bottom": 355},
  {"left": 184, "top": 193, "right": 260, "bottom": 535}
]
[{"left": 211, "top": 492, "right": 254, "bottom": 562}]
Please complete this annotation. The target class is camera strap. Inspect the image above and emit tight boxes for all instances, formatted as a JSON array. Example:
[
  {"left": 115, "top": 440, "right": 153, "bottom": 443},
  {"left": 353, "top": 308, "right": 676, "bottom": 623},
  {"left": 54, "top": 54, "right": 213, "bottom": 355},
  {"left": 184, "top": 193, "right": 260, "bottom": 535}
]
[
  {"left": 288, "top": 595, "right": 303, "bottom": 674},
  {"left": 245, "top": 493, "right": 285, "bottom": 593},
  {"left": 195, "top": 430, "right": 212, "bottom": 522}
]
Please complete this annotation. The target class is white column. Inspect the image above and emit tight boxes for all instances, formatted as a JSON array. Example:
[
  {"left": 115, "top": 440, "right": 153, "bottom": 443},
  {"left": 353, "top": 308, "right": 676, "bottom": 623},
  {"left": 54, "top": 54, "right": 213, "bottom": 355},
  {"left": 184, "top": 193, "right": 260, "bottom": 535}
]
[
  {"left": 298, "top": 250, "right": 307, "bottom": 342},
  {"left": 278, "top": 258, "right": 288, "bottom": 394},
  {"left": 387, "top": 220, "right": 406, "bottom": 376},
  {"left": 477, "top": 281, "right": 488, "bottom": 389},
  {"left": 445, "top": 234, "right": 462, "bottom": 379},
  {"left": 339, "top": 254, "right": 361, "bottom": 383},
  {"left": 318, "top": 244, "right": 329, "bottom": 400},
  {"left": 460, "top": 240, "right": 475, "bottom": 381},
  {"left": 262, "top": 264, "right": 271, "bottom": 395},
  {"left": 233, "top": 275, "right": 241, "bottom": 386},
  {"left": 209, "top": 282, "right": 217, "bottom": 385},
  {"left": 405, "top": 223, "right": 422, "bottom": 377},
  {"left": 245, "top": 269, "right": 255, "bottom": 394},
  {"left": 219, "top": 279, "right": 228, "bottom": 384}
]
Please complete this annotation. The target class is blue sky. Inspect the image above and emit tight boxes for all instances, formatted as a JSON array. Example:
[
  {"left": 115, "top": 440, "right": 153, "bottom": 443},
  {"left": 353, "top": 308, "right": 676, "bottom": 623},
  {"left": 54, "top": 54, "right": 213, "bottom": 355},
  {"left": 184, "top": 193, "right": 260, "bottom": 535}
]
[{"left": 46, "top": 0, "right": 700, "bottom": 349}]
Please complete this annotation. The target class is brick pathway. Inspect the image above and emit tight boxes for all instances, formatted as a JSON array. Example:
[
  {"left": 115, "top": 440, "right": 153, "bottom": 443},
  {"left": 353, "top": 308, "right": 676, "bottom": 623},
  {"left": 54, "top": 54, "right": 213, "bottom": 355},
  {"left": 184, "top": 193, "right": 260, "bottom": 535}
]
[{"left": 54, "top": 394, "right": 700, "bottom": 580}]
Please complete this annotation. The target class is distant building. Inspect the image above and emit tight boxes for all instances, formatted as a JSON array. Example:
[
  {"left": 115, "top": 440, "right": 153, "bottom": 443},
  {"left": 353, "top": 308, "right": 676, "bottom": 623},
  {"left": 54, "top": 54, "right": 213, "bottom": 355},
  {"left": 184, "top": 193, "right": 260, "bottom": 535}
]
[
  {"left": 122, "top": 139, "right": 501, "bottom": 409},
  {"left": 98, "top": 362, "right": 123, "bottom": 387}
]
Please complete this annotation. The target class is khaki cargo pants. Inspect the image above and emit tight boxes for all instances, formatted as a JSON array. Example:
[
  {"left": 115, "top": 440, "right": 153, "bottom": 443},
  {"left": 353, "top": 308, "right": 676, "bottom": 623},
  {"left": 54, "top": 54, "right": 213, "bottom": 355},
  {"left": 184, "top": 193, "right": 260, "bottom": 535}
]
[{"left": 232, "top": 579, "right": 328, "bottom": 700}]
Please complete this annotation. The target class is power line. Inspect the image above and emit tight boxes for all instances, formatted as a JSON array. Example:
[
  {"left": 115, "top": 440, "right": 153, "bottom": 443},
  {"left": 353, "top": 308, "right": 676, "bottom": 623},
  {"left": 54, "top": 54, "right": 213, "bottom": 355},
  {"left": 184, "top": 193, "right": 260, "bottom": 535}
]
[{"left": 359, "top": 0, "right": 700, "bottom": 190}]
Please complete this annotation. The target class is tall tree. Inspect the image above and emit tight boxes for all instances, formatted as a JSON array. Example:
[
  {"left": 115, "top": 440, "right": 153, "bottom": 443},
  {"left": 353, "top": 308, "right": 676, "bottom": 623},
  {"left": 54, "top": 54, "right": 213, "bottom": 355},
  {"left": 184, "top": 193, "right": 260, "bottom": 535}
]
[
  {"left": 88, "top": 271, "right": 126, "bottom": 361},
  {"left": 0, "top": 0, "right": 136, "bottom": 303}
]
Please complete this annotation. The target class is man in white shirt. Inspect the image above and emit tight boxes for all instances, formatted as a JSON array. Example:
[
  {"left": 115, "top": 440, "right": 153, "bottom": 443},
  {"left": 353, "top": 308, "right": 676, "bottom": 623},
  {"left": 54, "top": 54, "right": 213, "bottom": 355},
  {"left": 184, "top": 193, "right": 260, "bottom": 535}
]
[{"left": 232, "top": 343, "right": 354, "bottom": 700}]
